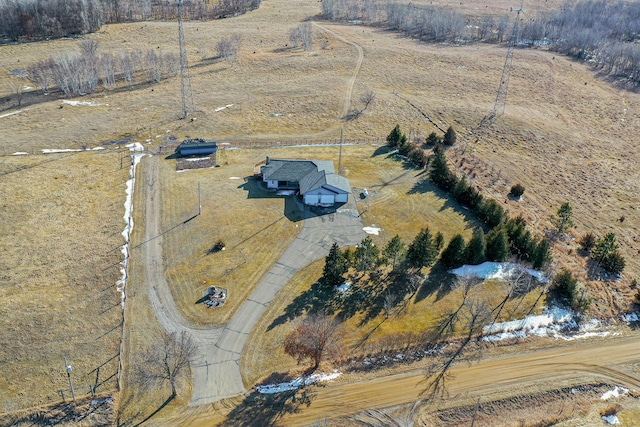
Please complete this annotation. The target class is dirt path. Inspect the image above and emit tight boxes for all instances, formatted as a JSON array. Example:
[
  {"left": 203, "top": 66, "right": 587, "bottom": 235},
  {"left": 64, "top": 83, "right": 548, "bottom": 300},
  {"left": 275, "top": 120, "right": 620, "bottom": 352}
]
[
  {"left": 141, "top": 155, "right": 365, "bottom": 406},
  {"left": 278, "top": 335, "right": 640, "bottom": 425},
  {"left": 314, "top": 23, "right": 365, "bottom": 120}
]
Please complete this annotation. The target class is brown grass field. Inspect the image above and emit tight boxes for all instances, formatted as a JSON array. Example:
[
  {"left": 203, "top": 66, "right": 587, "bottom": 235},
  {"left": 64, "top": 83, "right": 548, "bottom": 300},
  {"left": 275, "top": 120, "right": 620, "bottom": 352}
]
[
  {"left": 2, "top": 0, "right": 640, "bottom": 422},
  {"left": 0, "top": 151, "right": 127, "bottom": 412}
]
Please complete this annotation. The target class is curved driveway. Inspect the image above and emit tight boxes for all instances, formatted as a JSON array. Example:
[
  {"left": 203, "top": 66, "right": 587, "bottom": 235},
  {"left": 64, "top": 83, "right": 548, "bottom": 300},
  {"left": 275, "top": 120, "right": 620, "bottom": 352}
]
[{"left": 141, "top": 155, "right": 365, "bottom": 405}]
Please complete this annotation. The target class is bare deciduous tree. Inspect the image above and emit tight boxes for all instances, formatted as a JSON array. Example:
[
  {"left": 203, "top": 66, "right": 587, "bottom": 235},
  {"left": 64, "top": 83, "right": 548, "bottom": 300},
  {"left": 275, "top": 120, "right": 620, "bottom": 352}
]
[
  {"left": 139, "top": 330, "right": 198, "bottom": 398},
  {"left": 217, "top": 34, "right": 242, "bottom": 61},
  {"left": 284, "top": 312, "right": 343, "bottom": 370}
]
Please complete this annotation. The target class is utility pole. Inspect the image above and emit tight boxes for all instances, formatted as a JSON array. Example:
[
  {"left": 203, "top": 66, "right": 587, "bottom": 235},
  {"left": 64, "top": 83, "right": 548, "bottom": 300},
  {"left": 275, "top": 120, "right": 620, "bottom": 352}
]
[
  {"left": 167, "top": 0, "right": 194, "bottom": 119},
  {"left": 198, "top": 182, "right": 201, "bottom": 215},
  {"left": 338, "top": 126, "right": 344, "bottom": 175},
  {"left": 64, "top": 357, "right": 76, "bottom": 404},
  {"left": 491, "top": 0, "right": 525, "bottom": 119}
]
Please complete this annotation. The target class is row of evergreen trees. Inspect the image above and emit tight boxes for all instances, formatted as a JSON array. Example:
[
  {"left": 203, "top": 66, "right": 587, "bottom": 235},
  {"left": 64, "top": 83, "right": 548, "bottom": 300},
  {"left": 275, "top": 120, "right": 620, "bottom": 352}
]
[{"left": 387, "top": 125, "right": 552, "bottom": 270}]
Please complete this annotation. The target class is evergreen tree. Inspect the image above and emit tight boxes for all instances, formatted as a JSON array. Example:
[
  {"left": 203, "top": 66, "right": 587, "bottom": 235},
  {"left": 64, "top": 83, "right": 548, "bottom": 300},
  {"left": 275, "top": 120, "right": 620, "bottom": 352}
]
[
  {"left": 485, "top": 226, "right": 509, "bottom": 262},
  {"left": 429, "top": 145, "right": 458, "bottom": 192},
  {"left": 550, "top": 202, "right": 575, "bottom": 234},
  {"left": 531, "top": 238, "right": 552, "bottom": 269},
  {"left": 426, "top": 131, "right": 441, "bottom": 146},
  {"left": 354, "top": 236, "right": 380, "bottom": 272},
  {"left": 465, "top": 229, "right": 486, "bottom": 265},
  {"left": 440, "top": 234, "right": 467, "bottom": 268},
  {"left": 551, "top": 269, "right": 578, "bottom": 305},
  {"left": 386, "top": 124, "right": 402, "bottom": 148},
  {"left": 322, "top": 242, "right": 348, "bottom": 286},
  {"left": 383, "top": 234, "right": 405, "bottom": 271},
  {"left": 435, "top": 231, "right": 445, "bottom": 251},
  {"left": 601, "top": 251, "right": 626, "bottom": 275},
  {"left": 591, "top": 232, "right": 618, "bottom": 264},
  {"left": 476, "top": 198, "right": 506, "bottom": 228},
  {"left": 406, "top": 227, "right": 438, "bottom": 269},
  {"left": 443, "top": 125, "right": 457, "bottom": 146}
]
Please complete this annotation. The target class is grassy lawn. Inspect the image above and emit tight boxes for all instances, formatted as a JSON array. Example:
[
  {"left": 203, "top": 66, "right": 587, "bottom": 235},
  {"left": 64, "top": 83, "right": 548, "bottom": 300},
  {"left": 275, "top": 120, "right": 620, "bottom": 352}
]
[
  {"left": 242, "top": 143, "right": 546, "bottom": 388},
  {"left": 0, "top": 151, "right": 127, "bottom": 411}
]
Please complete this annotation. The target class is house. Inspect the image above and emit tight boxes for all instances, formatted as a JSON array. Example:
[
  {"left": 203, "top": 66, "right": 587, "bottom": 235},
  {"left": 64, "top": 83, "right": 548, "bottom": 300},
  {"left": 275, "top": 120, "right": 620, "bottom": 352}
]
[
  {"left": 258, "top": 157, "right": 351, "bottom": 207},
  {"left": 175, "top": 138, "right": 218, "bottom": 157}
]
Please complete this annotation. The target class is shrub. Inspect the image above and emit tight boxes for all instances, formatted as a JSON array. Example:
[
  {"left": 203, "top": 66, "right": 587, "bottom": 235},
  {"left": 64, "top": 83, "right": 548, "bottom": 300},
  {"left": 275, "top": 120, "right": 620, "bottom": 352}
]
[
  {"left": 509, "top": 183, "right": 525, "bottom": 198},
  {"left": 579, "top": 232, "right": 596, "bottom": 252},
  {"left": 443, "top": 126, "right": 457, "bottom": 146}
]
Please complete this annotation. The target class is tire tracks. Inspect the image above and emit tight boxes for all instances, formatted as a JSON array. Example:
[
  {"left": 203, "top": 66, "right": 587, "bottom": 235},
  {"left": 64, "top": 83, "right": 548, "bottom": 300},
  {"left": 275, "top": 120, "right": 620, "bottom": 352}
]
[{"left": 314, "top": 22, "right": 364, "bottom": 120}]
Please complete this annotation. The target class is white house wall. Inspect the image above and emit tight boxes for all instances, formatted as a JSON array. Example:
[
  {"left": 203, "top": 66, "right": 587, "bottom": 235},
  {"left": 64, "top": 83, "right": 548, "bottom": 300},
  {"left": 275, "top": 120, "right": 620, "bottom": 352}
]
[{"left": 265, "top": 179, "right": 279, "bottom": 189}]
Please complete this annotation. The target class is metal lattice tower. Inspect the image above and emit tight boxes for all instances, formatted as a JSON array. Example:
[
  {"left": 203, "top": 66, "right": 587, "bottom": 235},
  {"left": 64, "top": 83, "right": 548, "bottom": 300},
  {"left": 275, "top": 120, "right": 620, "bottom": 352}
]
[
  {"left": 168, "top": 1, "right": 194, "bottom": 119},
  {"left": 491, "top": 0, "right": 525, "bottom": 118}
]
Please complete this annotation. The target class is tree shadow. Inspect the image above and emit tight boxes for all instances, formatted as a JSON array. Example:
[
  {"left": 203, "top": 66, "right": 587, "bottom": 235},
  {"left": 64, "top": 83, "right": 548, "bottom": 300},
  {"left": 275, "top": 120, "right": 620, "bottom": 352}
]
[
  {"left": 221, "top": 386, "right": 315, "bottom": 427},
  {"left": 414, "top": 264, "right": 457, "bottom": 303},
  {"left": 132, "top": 395, "right": 174, "bottom": 427},
  {"left": 371, "top": 145, "right": 393, "bottom": 157},
  {"left": 267, "top": 281, "right": 336, "bottom": 331}
]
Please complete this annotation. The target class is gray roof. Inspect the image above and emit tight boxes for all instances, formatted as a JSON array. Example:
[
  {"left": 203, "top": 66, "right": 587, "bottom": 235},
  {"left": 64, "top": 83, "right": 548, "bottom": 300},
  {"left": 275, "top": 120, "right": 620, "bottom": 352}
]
[
  {"left": 261, "top": 158, "right": 350, "bottom": 194},
  {"left": 261, "top": 159, "right": 334, "bottom": 182},
  {"left": 299, "top": 169, "right": 351, "bottom": 194}
]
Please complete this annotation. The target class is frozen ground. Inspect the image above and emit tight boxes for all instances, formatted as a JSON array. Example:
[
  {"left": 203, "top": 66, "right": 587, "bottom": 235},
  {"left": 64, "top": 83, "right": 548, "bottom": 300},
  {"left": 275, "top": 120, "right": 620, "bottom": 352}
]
[
  {"left": 257, "top": 372, "right": 342, "bottom": 394},
  {"left": 451, "top": 261, "right": 549, "bottom": 283}
]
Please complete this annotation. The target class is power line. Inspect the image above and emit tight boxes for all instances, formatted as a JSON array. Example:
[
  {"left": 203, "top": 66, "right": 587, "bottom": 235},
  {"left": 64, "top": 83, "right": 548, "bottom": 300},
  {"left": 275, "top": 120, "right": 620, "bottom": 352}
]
[
  {"left": 491, "top": 0, "right": 525, "bottom": 119},
  {"left": 167, "top": 0, "right": 194, "bottom": 119}
]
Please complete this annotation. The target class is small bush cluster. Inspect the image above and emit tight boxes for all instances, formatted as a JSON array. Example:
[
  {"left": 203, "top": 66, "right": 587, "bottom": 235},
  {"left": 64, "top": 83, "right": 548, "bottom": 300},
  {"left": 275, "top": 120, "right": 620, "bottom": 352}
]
[{"left": 386, "top": 125, "right": 428, "bottom": 168}]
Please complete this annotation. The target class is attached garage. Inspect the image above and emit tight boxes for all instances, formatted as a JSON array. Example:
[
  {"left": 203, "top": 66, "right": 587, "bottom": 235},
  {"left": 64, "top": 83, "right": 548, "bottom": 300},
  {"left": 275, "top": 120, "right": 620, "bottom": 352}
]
[
  {"left": 304, "top": 194, "right": 320, "bottom": 206},
  {"left": 320, "top": 194, "right": 334, "bottom": 205}
]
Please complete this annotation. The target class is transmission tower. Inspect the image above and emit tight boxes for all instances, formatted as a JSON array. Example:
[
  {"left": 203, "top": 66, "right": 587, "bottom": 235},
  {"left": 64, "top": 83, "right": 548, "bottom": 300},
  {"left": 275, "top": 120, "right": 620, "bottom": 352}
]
[
  {"left": 167, "top": 0, "right": 194, "bottom": 119},
  {"left": 490, "top": 0, "right": 525, "bottom": 119}
]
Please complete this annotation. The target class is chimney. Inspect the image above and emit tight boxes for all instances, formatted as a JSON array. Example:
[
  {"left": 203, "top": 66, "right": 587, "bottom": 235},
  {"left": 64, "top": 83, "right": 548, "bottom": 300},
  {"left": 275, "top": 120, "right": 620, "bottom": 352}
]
[{"left": 266, "top": 156, "right": 270, "bottom": 164}]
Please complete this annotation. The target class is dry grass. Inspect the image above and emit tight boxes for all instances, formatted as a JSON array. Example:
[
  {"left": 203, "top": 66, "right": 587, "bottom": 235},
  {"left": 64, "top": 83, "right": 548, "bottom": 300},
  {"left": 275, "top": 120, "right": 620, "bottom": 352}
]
[
  {"left": 242, "top": 145, "right": 543, "bottom": 387},
  {"left": 4, "top": 0, "right": 640, "bottom": 419},
  {"left": 0, "top": 151, "right": 128, "bottom": 411}
]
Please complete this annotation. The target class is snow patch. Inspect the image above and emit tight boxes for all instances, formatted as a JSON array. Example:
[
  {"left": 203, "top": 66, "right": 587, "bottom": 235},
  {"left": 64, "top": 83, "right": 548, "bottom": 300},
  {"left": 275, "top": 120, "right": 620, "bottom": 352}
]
[
  {"left": 277, "top": 190, "right": 295, "bottom": 196},
  {"left": 451, "top": 261, "right": 549, "bottom": 283},
  {"left": 336, "top": 282, "right": 352, "bottom": 295},
  {"left": 91, "top": 147, "right": 106, "bottom": 151},
  {"left": 603, "top": 414, "right": 620, "bottom": 425},
  {"left": 363, "top": 226, "right": 381, "bottom": 235},
  {"left": 0, "top": 108, "right": 28, "bottom": 119},
  {"left": 601, "top": 386, "right": 628, "bottom": 400},
  {"left": 116, "top": 153, "right": 144, "bottom": 308},
  {"left": 215, "top": 104, "right": 233, "bottom": 112},
  {"left": 12, "top": 152, "right": 28, "bottom": 155},
  {"left": 257, "top": 371, "right": 341, "bottom": 394},
  {"left": 62, "top": 100, "right": 101, "bottom": 107},
  {"left": 623, "top": 312, "right": 639, "bottom": 323},
  {"left": 125, "top": 142, "right": 144, "bottom": 152},
  {"left": 42, "top": 148, "right": 82, "bottom": 154},
  {"left": 229, "top": 176, "right": 242, "bottom": 180}
]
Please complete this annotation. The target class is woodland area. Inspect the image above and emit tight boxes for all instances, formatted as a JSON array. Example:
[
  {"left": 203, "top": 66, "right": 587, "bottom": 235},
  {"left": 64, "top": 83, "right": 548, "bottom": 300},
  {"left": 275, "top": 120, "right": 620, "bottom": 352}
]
[
  {"left": 0, "top": 0, "right": 260, "bottom": 41},
  {"left": 322, "top": 0, "right": 640, "bottom": 86}
]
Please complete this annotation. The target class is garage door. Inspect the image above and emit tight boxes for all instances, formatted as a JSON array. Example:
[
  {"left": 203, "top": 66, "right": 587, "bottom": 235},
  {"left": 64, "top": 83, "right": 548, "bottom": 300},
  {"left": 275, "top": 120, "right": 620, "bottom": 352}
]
[
  {"left": 305, "top": 194, "right": 319, "bottom": 205},
  {"left": 320, "top": 194, "right": 334, "bottom": 205}
]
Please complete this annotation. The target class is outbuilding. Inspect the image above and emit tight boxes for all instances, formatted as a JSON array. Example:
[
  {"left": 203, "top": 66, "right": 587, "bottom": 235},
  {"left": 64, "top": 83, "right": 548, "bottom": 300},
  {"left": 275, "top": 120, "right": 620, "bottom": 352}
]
[{"left": 175, "top": 138, "right": 218, "bottom": 156}]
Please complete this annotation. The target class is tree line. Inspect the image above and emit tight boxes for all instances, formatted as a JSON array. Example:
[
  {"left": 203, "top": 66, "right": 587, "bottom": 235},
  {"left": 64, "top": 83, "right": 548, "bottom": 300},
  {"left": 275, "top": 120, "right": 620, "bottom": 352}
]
[
  {"left": 321, "top": 0, "right": 640, "bottom": 86},
  {"left": 26, "top": 39, "right": 178, "bottom": 97},
  {"left": 0, "top": 0, "right": 260, "bottom": 41}
]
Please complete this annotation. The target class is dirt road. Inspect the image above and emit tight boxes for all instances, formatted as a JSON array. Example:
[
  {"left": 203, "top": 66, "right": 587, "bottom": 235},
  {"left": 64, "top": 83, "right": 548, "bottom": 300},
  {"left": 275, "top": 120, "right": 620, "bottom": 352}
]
[
  {"left": 141, "top": 155, "right": 365, "bottom": 406},
  {"left": 279, "top": 335, "right": 640, "bottom": 425}
]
